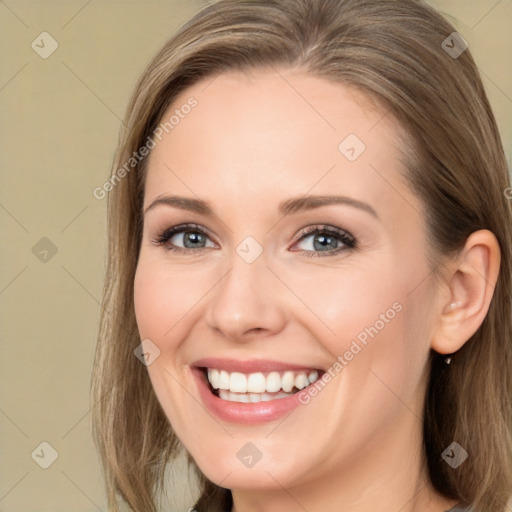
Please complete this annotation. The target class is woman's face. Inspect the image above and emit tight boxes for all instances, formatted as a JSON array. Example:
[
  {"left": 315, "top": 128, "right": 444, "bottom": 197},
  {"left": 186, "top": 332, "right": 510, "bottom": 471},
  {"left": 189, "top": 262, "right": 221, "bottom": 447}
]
[{"left": 134, "top": 68, "right": 439, "bottom": 494}]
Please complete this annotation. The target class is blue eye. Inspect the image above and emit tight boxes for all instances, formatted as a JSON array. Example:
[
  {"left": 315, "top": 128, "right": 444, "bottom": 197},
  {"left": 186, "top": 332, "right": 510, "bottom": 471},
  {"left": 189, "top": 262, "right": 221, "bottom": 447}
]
[
  {"left": 152, "top": 223, "right": 356, "bottom": 257},
  {"left": 292, "top": 225, "right": 356, "bottom": 257},
  {"left": 152, "top": 223, "right": 215, "bottom": 255}
]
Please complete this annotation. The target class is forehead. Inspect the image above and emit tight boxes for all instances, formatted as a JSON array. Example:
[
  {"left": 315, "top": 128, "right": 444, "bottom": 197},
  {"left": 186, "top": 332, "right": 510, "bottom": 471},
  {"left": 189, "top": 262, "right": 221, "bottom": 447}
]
[
  {"left": 144, "top": 67, "right": 416, "bottom": 221},
  {"left": 164, "top": 67, "right": 394, "bottom": 149}
]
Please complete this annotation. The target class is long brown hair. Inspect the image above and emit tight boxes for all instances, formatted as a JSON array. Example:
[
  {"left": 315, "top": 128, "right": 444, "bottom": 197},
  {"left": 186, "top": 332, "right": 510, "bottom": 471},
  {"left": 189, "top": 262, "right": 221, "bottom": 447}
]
[{"left": 91, "top": 1, "right": 512, "bottom": 510}]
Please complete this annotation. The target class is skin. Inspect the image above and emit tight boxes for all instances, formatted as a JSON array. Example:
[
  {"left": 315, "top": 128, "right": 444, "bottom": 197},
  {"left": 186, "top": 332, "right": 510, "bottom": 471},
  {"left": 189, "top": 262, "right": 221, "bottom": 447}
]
[{"left": 133, "top": 67, "right": 500, "bottom": 512}]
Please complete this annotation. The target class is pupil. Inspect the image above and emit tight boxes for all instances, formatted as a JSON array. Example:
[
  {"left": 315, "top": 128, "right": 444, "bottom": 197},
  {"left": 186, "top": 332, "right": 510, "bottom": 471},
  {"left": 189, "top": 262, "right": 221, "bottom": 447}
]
[
  {"left": 314, "top": 234, "right": 337, "bottom": 251},
  {"left": 185, "top": 232, "right": 204, "bottom": 248}
]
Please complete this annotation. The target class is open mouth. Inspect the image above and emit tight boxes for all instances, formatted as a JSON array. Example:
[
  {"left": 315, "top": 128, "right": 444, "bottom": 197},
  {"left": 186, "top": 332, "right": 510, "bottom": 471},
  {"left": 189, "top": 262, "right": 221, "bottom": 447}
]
[{"left": 199, "top": 367, "right": 324, "bottom": 403}]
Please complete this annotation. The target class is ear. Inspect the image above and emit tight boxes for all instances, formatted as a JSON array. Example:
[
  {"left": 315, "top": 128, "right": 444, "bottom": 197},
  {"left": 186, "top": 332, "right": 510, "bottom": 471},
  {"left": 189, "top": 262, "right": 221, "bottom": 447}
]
[{"left": 431, "top": 229, "right": 501, "bottom": 355}]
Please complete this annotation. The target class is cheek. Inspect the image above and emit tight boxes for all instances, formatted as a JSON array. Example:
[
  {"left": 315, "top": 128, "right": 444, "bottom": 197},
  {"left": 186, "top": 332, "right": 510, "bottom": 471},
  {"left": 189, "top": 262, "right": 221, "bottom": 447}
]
[
  {"left": 134, "top": 263, "right": 167, "bottom": 342},
  {"left": 133, "top": 260, "right": 204, "bottom": 436},
  {"left": 308, "top": 258, "right": 433, "bottom": 404},
  {"left": 133, "top": 259, "right": 205, "bottom": 349},
  {"left": 286, "top": 259, "right": 400, "bottom": 353},
  {"left": 344, "top": 274, "right": 434, "bottom": 411}
]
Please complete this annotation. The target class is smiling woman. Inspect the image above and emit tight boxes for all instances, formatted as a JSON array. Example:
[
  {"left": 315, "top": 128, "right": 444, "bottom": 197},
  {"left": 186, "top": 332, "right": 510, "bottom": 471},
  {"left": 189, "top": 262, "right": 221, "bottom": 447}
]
[{"left": 90, "top": 1, "right": 512, "bottom": 512}]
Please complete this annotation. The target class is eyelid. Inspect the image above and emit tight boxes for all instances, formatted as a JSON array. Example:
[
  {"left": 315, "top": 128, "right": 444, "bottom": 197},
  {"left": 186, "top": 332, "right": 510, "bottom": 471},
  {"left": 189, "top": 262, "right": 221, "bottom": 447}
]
[{"left": 292, "top": 224, "right": 355, "bottom": 245}]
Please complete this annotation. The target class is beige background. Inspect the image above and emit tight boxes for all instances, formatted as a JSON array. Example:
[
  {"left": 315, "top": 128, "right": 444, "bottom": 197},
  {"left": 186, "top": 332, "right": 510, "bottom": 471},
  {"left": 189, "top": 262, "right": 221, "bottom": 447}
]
[{"left": 0, "top": 1, "right": 511, "bottom": 511}]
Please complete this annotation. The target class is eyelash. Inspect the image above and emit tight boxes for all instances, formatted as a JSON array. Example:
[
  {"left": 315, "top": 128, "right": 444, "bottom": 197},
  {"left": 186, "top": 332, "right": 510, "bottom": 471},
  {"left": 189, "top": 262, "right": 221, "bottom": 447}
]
[{"left": 151, "top": 223, "right": 357, "bottom": 258}]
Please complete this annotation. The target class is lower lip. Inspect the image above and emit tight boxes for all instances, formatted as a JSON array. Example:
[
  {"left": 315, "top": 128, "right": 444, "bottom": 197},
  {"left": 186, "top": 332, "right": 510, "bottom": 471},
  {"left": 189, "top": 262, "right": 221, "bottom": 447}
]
[{"left": 192, "top": 368, "right": 308, "bottom": 424}]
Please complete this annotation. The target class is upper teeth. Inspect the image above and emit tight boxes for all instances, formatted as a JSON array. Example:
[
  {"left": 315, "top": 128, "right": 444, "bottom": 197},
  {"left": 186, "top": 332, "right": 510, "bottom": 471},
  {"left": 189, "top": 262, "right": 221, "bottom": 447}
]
[{"left": 207, "top": 369, "right": 319, "bottom": 394}]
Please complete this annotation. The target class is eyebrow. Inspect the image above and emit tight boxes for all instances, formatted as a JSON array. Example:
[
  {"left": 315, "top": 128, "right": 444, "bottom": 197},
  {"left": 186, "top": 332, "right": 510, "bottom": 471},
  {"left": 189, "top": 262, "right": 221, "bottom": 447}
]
[{"left": 144, "top": 194, "right": 378, "bottom": 219}]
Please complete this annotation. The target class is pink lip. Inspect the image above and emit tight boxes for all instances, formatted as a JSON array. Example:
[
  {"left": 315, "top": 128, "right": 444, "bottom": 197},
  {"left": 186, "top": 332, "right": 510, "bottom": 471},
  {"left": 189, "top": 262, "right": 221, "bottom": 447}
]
[
  {"left": 192, "top": 357, "right": 320, "bottom": 374},
  {"left": 191, "top": 367, "right": 312, "bottom": 424}
]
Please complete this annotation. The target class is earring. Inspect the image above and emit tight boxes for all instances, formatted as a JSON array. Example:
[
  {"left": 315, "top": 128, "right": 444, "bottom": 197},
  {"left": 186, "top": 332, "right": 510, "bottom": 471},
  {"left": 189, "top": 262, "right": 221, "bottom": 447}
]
[{"left": 445, "top": 356, "right": 452, "bottom": 365}]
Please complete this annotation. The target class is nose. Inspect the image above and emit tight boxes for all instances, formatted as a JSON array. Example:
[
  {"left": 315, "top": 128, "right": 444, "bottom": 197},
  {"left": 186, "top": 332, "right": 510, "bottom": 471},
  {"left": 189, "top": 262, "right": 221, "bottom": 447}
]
[{"left": 204, "top": 248, "right": 287, "bottom": 342}]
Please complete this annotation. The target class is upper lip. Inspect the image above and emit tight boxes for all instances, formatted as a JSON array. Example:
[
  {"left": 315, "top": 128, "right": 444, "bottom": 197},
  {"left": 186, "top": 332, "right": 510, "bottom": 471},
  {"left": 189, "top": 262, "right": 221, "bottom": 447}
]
[{"left": 192, "top": 358, "right": 323, "bottom": 374}]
